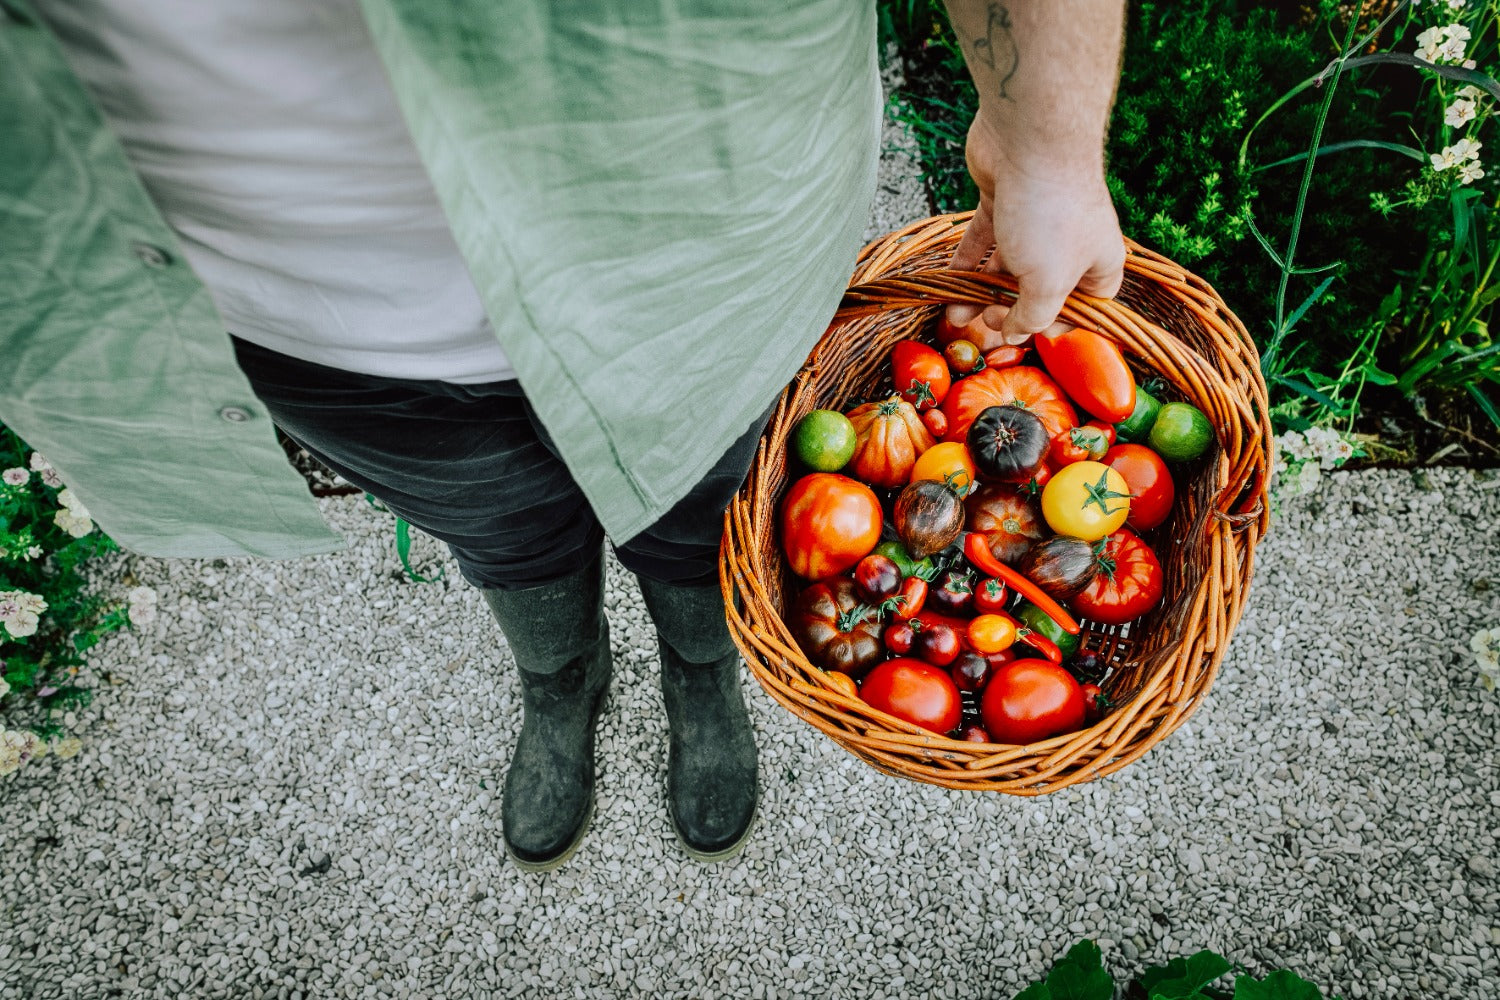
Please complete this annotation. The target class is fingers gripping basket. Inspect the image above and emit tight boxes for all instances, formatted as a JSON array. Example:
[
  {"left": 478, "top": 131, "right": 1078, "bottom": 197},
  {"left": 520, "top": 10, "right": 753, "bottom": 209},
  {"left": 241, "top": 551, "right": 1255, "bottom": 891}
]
[{"left": 719, "top": 214, "right": 1272, "bottom": 795}]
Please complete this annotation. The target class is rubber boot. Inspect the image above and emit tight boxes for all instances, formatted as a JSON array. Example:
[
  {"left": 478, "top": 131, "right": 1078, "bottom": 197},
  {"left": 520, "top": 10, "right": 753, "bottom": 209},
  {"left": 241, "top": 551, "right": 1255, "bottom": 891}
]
[
  {"left": 635, "top": 575, "right": 759, "bottom": 861},
  {"left": 480, "top": 553, "right": 611, "bottom": 872}
]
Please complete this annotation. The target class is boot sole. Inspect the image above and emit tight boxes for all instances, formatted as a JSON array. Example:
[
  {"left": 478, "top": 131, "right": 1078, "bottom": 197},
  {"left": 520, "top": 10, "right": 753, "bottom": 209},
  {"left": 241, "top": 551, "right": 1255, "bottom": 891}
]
[
  {"left": 506, "top": 794, "right": 595, "bottom": 874},
  {"left": 671, "top": 796, "right": 758, "bottom": 863}
]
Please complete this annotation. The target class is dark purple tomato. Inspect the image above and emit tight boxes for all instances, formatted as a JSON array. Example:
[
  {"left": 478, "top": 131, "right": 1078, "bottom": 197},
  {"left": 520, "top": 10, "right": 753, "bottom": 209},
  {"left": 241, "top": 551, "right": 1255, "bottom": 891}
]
[
  {"left": 926, "top": 569, "right": 975, "bottom": 615},
  {"left": 853, "top": 554, "right": 902, "bottom": 603},
  {"left": 912, "top": 623, "right": 961, "bottom": 668},
  {"left": 950, "top": 651, "right": 993, "bottom": 693}
]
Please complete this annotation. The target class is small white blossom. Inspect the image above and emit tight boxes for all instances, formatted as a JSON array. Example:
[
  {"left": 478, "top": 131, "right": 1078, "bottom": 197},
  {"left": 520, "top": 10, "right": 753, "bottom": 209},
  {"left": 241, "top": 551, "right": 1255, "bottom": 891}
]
[
  {"left": 4, "top": 610, "right": 40, "bottom": 638},
  {"left": 1472, "top": 627, "right": 1500, "bottom": 690},
  {"left": 1457, "top": 85, "right": 1485, "bottom": 101},
  {"left": 1274, "top": 430, "right": 1315, "bottom": 462},
  {"left": 1432, "top": 147, "right": 1460, "bottom": 170},
  {"left": 1296, "top": 461, "right": 1323, "bottom": 495},
  {"left": 54, "top": 507, "right": 93, "bottom": 538},
  {"left": 1, "top": 467, "right": 28, "bottom": 487},
  {"left": 56, "top": 488, "right": 88, "bottom": 515},
  {"left": 39, "top": 468, "right": 62, "bottom": 488},
  {"left": 1416, "top": 23, "right": 1473, "bottom": 64},
  {"left": 1446, "top": 97, "right": 1478, "bottom": 127},
  {"left": 1460, "top": 160, "right": 1486, "bottom": 184},
  {"left": 1447, "top": 0, "right": 1468, "bottom": 10},
  {"left": 13, "top": 592, "right": 45, "bottom": 615},
  {"left": 1452, "top": 137, "right": 1482, "bottom": 160},
  {"left": 24, "top": 545, "right": 43, "bottom": 561},
  {"left": 28, "top": 452, "right": 50, "bottom": 472},
  {"left": 0, "top": 729, "right": 41, "bottom": 776},
  {"left": 127, "top": 586, "right": 159, "bottom": 627},
  {"left": 0, "top": 598, "right": 18, "bottom": 623}
]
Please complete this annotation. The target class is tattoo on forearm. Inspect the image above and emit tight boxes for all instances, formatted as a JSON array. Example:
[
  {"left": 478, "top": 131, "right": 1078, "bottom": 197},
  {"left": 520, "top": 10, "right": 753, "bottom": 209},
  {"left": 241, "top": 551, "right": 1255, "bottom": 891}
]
[{"left": 970, "top": 3, "right": 1019, "bottom": 102}]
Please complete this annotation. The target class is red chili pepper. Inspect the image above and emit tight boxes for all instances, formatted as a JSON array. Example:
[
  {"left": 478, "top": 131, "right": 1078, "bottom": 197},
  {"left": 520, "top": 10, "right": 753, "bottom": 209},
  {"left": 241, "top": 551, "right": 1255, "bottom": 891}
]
[
  {"left": 962, "top": 533, "right": 1082, "bottom": 636},
  {"left": 1016, "top": 627, "right": 1063, "bottom": 664}
]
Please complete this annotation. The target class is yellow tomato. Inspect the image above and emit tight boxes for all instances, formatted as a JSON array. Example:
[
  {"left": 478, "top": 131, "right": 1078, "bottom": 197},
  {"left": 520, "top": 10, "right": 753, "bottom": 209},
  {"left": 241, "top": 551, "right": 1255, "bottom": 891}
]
[
  {"left": 1041, "top": 461, "right": 1131, "bottom": 540},
  {"left": 909, "top": 441, "right": 977, "bottom": 495}
]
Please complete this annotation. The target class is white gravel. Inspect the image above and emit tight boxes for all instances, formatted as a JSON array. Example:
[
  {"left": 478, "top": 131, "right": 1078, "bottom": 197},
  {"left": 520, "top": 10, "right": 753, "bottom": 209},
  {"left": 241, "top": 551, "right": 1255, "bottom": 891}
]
[{"left": 4, "top": 76, "right": 1499, "bottom": 1000}]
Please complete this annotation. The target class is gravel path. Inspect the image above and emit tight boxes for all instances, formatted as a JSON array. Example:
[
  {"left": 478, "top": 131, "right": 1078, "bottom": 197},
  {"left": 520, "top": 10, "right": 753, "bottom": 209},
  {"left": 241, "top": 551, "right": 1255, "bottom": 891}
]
[{"left": 4, "top": 75, "right": 1499, "bottom": 1000}]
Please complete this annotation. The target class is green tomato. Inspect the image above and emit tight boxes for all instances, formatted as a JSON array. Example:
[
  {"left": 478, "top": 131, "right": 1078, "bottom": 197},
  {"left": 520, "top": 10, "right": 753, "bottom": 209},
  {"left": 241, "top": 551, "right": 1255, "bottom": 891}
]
[
  {"left": 792, "top": 409, "right": 858, "bottom": 472},
  {"left": 1113, "top": 387, "right": 1161, "bottom": 444},
  {"left": 1148, "top": 402, "right": 1214, "bottom": 463}
]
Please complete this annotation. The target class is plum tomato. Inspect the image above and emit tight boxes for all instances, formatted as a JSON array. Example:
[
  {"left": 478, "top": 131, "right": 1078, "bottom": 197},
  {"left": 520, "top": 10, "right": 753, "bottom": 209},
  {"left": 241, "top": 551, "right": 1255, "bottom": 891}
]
[
  {"left": 979, "top": 659, "right": 1086, "bottom": 744},
  {"left": 1032, "top": 325, "right": 1136, "bottom": 423},
  {"left": 1102, "top": 443, "right": 1175, "bottom": 532},
  {"left": 921, "top": 407, "right": 949, "bottom": 439},
  {"left": 912, "top": 622, "right": 961, "bottom": 667},
  {"left": 781, "top": 473, "right": 882, "bottom": 579},
  {"left": 983, "top": 345, "right": 1027, "bottom": 369},
  {"left": 891, "top": 340, "right": 952, "bottom": 412},
  {"left": 825, "top": 670, "right": 859, "bottom": 698},
  {"left": 859, "top": 658, "right": 963, "bottom": 734},
  {"left": 853, "top": 553, "right": 902, "bottom": 603}
]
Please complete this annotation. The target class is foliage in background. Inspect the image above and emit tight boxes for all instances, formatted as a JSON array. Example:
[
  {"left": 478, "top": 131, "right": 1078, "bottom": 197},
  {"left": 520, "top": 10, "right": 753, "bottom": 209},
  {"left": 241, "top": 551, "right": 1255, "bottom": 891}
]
[
  {"left": 880, "top": 0, "right": 1500, "bottom": 441},
  {"left": 1016, "top": 939, "right": 1337, "bottom": 1000},
  {"left": 0, "top": 426, "right": 149, "bottom": 776}
]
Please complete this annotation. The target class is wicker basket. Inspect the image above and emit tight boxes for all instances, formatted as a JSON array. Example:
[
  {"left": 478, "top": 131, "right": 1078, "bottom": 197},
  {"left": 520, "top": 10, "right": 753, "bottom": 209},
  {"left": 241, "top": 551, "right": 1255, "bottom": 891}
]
[{"left": 719, "top": 213, "right": 1272, "bottom": 795}]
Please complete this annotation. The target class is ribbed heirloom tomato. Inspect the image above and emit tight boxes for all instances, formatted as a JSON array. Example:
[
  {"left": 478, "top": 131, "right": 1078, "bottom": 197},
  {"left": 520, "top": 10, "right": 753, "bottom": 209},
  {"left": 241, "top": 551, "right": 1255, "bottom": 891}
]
[
  {"left": 940, "top": 366, "right": 1078, "bottom": 445},
  {"left": 1074, "top": 528, "right": 1164, "bottom": 625},
  {"left": 780, "top": 473, "right": 882, "bottom": 580}
]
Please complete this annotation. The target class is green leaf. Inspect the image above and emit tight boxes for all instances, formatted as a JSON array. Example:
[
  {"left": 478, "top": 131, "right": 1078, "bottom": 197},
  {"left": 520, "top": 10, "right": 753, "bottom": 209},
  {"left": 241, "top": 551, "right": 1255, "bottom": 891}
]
[
  {"left": 1233, "top": 969, "right": 1328, "bottom": 1000},
  {"left": 1282, "top": 274, "right": 1339, "bottom": 337},
  {"left": 1252, "top": 139, "right": 1425, "bottom": 173},
  {"left": 1134, "top": 950, "right": 1233, "bottom": 998},
  {"left": 1468, "top": 384, "right": 1500, "bottom": 431},
  {"left": 1272, "top": 375, "right": 1340, "bottom": 411},
  {"left": 1015, "top": 940, "right": 1114, "bottom": 1000}
]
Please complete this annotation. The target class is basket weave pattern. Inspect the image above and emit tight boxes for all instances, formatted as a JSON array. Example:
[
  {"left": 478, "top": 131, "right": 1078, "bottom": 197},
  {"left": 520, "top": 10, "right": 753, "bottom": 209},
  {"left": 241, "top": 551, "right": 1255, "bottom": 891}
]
[{"left": 719, "top": 214, "right": 1272, "bottom": 795}]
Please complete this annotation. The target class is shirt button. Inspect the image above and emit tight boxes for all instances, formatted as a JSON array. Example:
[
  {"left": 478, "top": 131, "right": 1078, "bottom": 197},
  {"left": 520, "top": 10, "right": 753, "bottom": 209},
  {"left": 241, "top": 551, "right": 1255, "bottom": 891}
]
[
  {"left": 131, "top": 242, "right": 172, "bottom": 269},
  {"left": 219, "top": 406, "right": 253, "bottom": 423}
]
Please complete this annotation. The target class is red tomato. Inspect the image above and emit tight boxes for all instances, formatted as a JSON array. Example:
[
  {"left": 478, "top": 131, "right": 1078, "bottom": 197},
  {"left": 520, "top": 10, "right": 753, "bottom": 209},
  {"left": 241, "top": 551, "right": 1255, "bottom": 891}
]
[
  {"left": 1032, "top": 326, "right": 1137, "bottom": 423},
  {"left": 980, "top": 659, "right": 1086, "bottom": 744},
  {"left": 891, "top": 341, "right": 952, "bottom": 412},
  {"left": 859, "top": 658, "right": 963, "bottom": 734},
  {"left": 1103, "top": 443, "right": 1175, "bottom": 531},
  {"left": 921, "top": 407, "right": 949, "bottom": 439},
  {"left": 1074, "top": 528, "right": 1164, "bottom": 625},
  {"left": 780, "top": 473, "right": 882, "bottom": 580},
  {"left": 972, "top": 577, "right": 1009, "bottom": 615},
  {"left": 912, "top": 622, "right": 962, "bottom": 667},
  {"left": 940, "top": 366, "right": 1078, "bottom": 445},
  {"left": 982, "top": 345, "right": 1028, "bottom": 369}
]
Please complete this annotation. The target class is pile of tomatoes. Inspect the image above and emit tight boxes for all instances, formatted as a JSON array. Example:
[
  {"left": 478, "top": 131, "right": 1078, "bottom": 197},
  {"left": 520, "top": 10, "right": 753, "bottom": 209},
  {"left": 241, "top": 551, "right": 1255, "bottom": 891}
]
[{"left": 780, "top": 311, "right": 1214, "bottom": 745}]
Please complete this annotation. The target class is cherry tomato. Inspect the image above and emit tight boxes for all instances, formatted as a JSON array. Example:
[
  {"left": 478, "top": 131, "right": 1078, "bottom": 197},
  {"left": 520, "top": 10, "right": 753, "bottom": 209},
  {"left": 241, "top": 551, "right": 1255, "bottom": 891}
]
[
  {"left": 937, "top": 310, "right": 1009, "bottom": 352},
  {"left": 1103, "top": 443, "right": 1175, "bottom": 532},
  {"left": 983, "top": 647, "right": 1017, "bottom": 672},
  {"left": 972, "top": 577, "right": 1009, "bottom": 615},
  {"left": 860, "top": 658, "right": 963, "bottom": 734},
  {"left": 921, "top": 407, "right": 949, "bottom": 439},
  {"left": 927, "top": 569, "right": 975, "bottom": 616},
  {"left": 912, "top": 622, "right": 961, "bottom": 667},
  {"left": 950, "top": 651, "right": 993, "bottom": 693},
  {"left": 1048, "top": 424, "right": 1112, "bottom": 467},
  {"left": 853, "top": 554, "right": 902, "bottom": 603},
  {"left": 883, "top": 620, "right": 916, "bottom": 656},
  {"left": 780, "top": 473, "right": 882, "bottom": 579},
  {"left": 1032, "top": 325, "right": 1137, "bottom": 423},
  {"left": 891, "top": 340, "right": 952, "bottom": 412},
  {"left": 825, "top": 670, "right": 859, "bottom": 698},
  {"left": 955, "top": 722, "right": 992, "bottom": 743},
  {"left": 1040, "top": 461, "right": 1131, "bottom": 541},
  {"left": 980, "top": 659, "right": 1086, "bottom": 744},
  {"left": 943, "top": 339, "right": 984, "bottom": 376},
  {"left": 1074, "top": 528, "right": 1164, "bottom": 625},
  {"left": 967, "top": 614, "right": 1018, "bottom": 654},
  {"left": 983, "top": 345, "right": 1028, "bottom": 369},
  {"left": 1081, "top": 682, "right": 1110, "bottom": 721},
  {"left": 940, "top": 366, "right": 1078, "bottom": 445},
  {"left": 1085, "top": 420, "right": 1117, "bottom": 449},
  {"left": 1017, "top": 463, "right": 1054, "bottom": 500},
  {"left": 887, "top": 575, "right": 928, "bottom": 620}
]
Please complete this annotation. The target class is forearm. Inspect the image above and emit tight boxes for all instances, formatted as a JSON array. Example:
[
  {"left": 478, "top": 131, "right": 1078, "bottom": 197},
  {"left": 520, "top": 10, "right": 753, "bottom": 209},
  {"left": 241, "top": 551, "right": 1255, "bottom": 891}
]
[{"left": 941, "top": 1, "right": 1125, "bottom": 176}]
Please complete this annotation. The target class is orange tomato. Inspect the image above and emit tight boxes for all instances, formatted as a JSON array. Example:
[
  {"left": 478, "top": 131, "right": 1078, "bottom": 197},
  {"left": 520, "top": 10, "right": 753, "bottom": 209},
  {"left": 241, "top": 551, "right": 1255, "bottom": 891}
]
[
  {"left": 909, "top": 441, "right": 978, "bottom": 495},
  {"left": 780, "top": 473, "right": 883, "bottom": 579},
  {"left": 967, "top": 614, "right": 1019, "bottom": 654},
  {"left": 824, "top": 670, "right": 859, "bottom": 698}
]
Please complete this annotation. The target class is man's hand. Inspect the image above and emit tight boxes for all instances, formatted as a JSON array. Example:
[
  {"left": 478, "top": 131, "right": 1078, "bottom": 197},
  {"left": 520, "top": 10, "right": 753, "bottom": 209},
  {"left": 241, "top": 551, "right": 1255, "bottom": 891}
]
[{"left": 940, "top": 2, "right": 1127, "bottom": 345}]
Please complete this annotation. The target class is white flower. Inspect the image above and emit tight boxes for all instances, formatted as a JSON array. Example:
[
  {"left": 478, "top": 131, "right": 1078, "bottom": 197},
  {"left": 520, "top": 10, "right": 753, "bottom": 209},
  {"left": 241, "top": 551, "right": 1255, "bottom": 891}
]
[
  {"left": 40, "top": 468, "right": 62, "bottom": 489},
  {"left": 1446, "top": 97, "right": 1478, "bottom": 127},
  {"left": 1432, "top": 148, "right": 1459, "bottom": 170},
  {"left": 1472, "top": 627, "right": 1500, "bottom": 690},
  {"left": 127, "top": 586, "right": 159, "bottom": 627},
  {"left": 56, "top": 488, "right": 88, "bottom": 515},
  {"left": 0, "top": 598, "right": 18, "bottom": 623},
  {"left": 1, "top": 467, "right": 28, "bottom": 487},
  {"left": 1417, "top": 23, "right": 1474, "bottom": 64},
  {"left": 1432, "top": 139, "right": 1481, "bottom": 172},
  {"left": 54, "top": 507, "right": 93, "bottom": 538},
  {"left": 1457, "top": 85, "right": 1484, "bottom": 101},
  {"left": 1463, "top": 59, "right": 1478, "bottom": 70},
  {"left": 1460, "top": 160, "right": 1486, "bottom": 184},
  {"left": 1417, "top": 26, "right": 1445, "bottom": 62},
  {"left": 0, "top": 729, "right": 41, "bottom": 776},
  {"left": 1274, "top": 430, "right": 1314, "bottom": 462},
  {"left": 13, "top": 592, "right": 46, "bottom": 615},
  {"left": 1296, "top": 461, "right": 1323, "bottom": 495},
  {"left": 3, "top": 610, "right": 40, "bottom": 638},
  {"left": 1452, "top": 137, "right": 1482, "bottom": 160},
  {"left": 24, "top": 546, "right": 42, "bottom": 561},
  {"left": 28, "top": 452, "right": 50, "bottom": 472},
  {"left": 1448, "top": 0, "right": 1468, "bottom": 10}
]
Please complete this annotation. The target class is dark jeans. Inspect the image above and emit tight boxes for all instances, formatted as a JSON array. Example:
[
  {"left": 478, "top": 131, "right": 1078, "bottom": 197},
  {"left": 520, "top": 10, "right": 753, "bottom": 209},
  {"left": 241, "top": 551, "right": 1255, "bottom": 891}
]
[{"left": 231, "top": 337, "right": 771, "bottom": 591}]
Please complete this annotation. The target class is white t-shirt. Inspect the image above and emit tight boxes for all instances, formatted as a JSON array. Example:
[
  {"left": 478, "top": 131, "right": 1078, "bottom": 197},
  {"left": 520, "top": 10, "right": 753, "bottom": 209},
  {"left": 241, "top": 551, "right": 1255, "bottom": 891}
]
[{"left": 35, "top": 0, "right": 516, "bottom": 384}]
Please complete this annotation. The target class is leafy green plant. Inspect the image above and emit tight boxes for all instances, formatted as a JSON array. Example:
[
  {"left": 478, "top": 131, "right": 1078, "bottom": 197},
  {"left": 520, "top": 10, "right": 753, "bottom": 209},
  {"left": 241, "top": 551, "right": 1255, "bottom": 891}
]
[
  {"left": 0, "top": 425, "right": 145, "bottom": 774},
  {"left": 1016, "top": 939, "right": 1337, "bottom": 1000}
]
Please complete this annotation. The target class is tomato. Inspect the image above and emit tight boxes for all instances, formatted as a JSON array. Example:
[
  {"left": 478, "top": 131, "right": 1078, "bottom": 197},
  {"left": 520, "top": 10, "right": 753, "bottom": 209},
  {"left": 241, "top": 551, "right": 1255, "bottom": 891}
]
[
  {"left": 908, "top": 608, "right": 977, "bottom": 637},
  {"left": 972, "top": 577, "right": 1009, "bottom": 615},
  {"left": 788, "top": 578, "right": 885, "bottom": 676},
  {"left": 846, "top": 396, "right": 936, "bottom": 488},
  {"left": 1032, "top": 325, "right": 1136, "bottom": 423},
  {"left": 910, "top": 440, "right": 977, "bottom": 496},
  {"left": 950, "top": 651, "right": 993, "bottom": 693},
  {"left": 883, "top": 620, "right": 916, "bottom": 656},
  {"left": 967, "top": 614, "right": 1018, "bottom": 654},
  {"left": 891, "top": 340, "right": 952, "bottom": 411},
  {"left": 1048, "top": 424, "right": 1112, "bottom": 467},
  {"left": 886, "top": 575, "right": 928, "bottom": 620},
  {"left": 921, "top": 407, "right": 949, "bottom": 439},
  {"left": 1081, "top": 682, "right": 1110, "bottom": 721},
  {"left": 1148, "top": 402, "right": 1214, "bottom": 463},
  {"left": 943, "top": 339, "right": 984, "bottom": 376},
  {"left": 1040, "top": 461, "right": 1131, "bottom": 541},
  {"left": 927, "top": 568, "right": 975, "bottom": 616},
  {"left": 937, "top": 310, "right": 1009, "bottom": 352},
  {"left": 1074, "top": 528, "right": 1164, "bottom": 625},
  {"left": 980, "top": 659, "right": 1086, "bottom": 744},
  {"left": 1103, "top": 443, "right": 1175, "bottom": 531},
  {"left": 1113, "top": 386, "right": 1161, "bottom": 444},
  {"left": 941, "top": 366, "right": 1078, "bottom": 446},
  {"left": 825, "top": 670, "right": 859, "bottom": 698},
  {"left": 965, "top": 483, "right": 1046, "bottom": 565},
  {"left": 983, "top": 345, "right": 1028, "bottom": 369},
  {"left": 912, "top": 622, "right": 962, "bottom": 667},
  {"left": 1017, "top": 462, "right": 1054, "bottom": 500},
  {"left": 859, "top": 658, "right": 963, "bottom": 734},
  {"left": 792, "top": 409, "right": 858, "bottom": 473},
  {"left": 853, "top": 554, "right": 902, "bottom": 603},
  {"left": 780, "top": 473, "right": 882, "bottom": 579}
]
